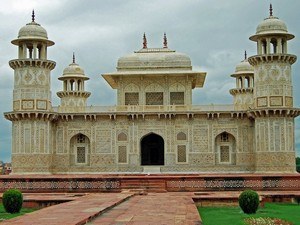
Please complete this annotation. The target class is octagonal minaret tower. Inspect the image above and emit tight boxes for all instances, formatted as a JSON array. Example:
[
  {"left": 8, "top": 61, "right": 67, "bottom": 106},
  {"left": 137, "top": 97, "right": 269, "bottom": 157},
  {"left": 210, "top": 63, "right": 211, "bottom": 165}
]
[
  {"left": 249, "top": 5, "right": 296, "bottom": 109},
  {"left": 10, "top": 11, "right": 55, "bottom": 112},
  {"left": 248, "top": 5, "right": 298, "bottom": 172},
  {"left": 230, "top": 52, "right": 254, "bottom": 110},
  {"left": 5, "top": 11, "right": 56, "bottom": 174},
  {"left": 57, "top": 54, "right": 90, "bottom": 112}
]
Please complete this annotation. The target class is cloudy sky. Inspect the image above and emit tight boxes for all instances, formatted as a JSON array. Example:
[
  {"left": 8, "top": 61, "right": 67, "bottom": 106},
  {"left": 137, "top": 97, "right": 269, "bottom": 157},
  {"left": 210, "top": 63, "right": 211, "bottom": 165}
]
[{"left": 0, "top": 0, "right": 300, "bottom": 162}]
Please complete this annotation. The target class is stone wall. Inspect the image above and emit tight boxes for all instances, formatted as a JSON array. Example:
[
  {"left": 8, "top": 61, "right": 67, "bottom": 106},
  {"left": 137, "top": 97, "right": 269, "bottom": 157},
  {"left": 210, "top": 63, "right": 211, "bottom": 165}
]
[{"left": 46, "top": 114, "right": 256, "bottom": 174}]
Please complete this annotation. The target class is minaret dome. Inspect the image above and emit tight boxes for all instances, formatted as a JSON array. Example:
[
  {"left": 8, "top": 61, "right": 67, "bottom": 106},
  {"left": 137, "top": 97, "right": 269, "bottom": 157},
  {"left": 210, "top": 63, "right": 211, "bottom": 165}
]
[
  {"left": 249, "top": 4, "right": 295, "bottom": 55},
  {"left": 250, "top": 6, "right": 294, "bottom": 41},
  {"left": 11, "top": 10, "right": 54, "bottom": 47},
  {"left": 57, "top": 54, "right": 90, "bottom": 112},
  {"left": 230, "top": 52, "right": 254, "bottom": 110}
]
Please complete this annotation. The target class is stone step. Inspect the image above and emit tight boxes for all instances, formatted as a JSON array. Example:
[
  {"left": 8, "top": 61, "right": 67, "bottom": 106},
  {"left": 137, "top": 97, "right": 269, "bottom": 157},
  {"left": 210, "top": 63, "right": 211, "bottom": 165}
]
[{"left": 121, "top": 181, "right": 166, "bottom": 191}]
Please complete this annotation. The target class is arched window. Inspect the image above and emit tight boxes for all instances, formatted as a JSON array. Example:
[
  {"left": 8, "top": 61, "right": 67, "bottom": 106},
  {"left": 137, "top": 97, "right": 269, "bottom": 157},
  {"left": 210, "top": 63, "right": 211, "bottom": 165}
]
[
  {"left": 70, "top": 133, "right": 90, "bottom": 165},
  {"left": 215, "top": 132, "right": 236, "bottom": 165},
  {"left": 177, "top": 132, "right": 187, "bottom": 141},
  {"left": 220, "top": 132, "right": 229, "bottom": 142},
  {"left": 77, "top": 134, "right": 86, "bottom": 143},
  {"left": 118, "top": 132, "right": 127, "bottom": 141}
]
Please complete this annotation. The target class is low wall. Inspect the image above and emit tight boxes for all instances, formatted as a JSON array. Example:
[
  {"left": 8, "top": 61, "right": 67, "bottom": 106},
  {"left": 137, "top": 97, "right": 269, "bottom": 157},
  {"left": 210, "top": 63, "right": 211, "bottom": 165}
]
[{"left": 0, "top": 173, "right": 299, "bottom": 193}]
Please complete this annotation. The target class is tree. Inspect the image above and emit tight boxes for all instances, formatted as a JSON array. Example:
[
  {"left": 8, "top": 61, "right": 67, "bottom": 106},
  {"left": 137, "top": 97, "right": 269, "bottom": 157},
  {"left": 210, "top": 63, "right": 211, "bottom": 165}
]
[{"left": 296, "top": 157, "right": 300, "bottom": 173}]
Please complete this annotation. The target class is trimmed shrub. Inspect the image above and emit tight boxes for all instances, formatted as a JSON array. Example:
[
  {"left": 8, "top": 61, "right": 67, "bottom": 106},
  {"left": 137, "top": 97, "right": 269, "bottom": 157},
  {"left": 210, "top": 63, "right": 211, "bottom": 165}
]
[
  {"left": 295, "top": 196, "right": 300, "bottom": 205},
  {"left": 2, "top": 189, "right": 23, "bottom": 213},
  {"left": 296, "top": 165, "right": 300, "bottom": 173},
  {"left": 239, "top": 189, "right": 259, "bottom": 214}
]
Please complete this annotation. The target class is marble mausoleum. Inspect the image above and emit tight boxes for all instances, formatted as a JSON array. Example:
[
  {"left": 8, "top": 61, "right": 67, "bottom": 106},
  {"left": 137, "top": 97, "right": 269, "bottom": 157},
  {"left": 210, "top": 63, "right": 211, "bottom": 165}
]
[{"left": 4, "top": 7, "right": 299, "bottom": 174}]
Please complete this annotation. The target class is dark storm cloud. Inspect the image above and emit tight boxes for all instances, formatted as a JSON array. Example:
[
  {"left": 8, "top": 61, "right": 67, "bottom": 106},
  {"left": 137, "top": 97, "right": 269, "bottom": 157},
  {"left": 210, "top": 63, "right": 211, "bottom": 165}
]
[{"left": 1, "top": 0, "right": 300, "bottom": 162}]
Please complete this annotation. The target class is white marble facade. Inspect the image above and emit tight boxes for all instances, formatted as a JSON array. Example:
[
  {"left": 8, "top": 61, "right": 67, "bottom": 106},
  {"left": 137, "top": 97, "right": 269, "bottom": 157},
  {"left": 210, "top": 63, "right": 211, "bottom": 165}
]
[{"left": 4, "top": 8, "right": 299, "bottom": 174}]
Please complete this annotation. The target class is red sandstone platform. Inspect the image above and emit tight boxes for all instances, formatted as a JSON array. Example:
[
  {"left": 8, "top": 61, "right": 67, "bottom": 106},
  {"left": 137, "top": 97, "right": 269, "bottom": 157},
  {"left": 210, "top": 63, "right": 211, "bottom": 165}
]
[
  {"left": 1, "top": 193, "right": 134, "bottom": 225},
  {"left": 193, "top": 190, "right": 300, "bottom": 207},
  {"left": 1, "top": 190, "right": 299, "bottom": 224},
  {"left": 0, "top": 173, "right": 299, "bottom": 224},
  {"left": 0, "top": 192, "right": 201, "bottom": 225},
  {"left": 0, "top": 173, "right": 299, "bottom": 193}
]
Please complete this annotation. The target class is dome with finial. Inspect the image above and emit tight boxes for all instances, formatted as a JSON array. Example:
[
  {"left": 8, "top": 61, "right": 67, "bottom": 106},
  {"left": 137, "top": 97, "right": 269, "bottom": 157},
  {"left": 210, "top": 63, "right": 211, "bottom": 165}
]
[
  {"left": 117, "top": 33, "right": 192, "bottom": 71},
  {"left": 231, "top": 51, "right": 254, "bottom": 77},
  {"left": 11, "top": 10, "right": 54, "bottom": 46},
  {"left": 250, "top": 4, "right": 294, "bottom": 41},
  {"left": 234, "top": 60, "right": 254, "bottom": 74},
  {"left": 59, "top": 54, "right": 89, "bottom": 80}
]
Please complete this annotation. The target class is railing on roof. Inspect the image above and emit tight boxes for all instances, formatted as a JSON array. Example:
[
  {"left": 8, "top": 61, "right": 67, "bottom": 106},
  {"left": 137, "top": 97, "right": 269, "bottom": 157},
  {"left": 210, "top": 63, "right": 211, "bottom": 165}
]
[{"left": 52, "top": 104, "right": 234, "bottom": 113}]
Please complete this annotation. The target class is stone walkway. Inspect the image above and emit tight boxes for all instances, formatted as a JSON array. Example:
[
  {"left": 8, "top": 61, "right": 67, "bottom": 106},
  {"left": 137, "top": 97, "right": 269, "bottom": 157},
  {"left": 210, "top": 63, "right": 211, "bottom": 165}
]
[
  {"left": 88, "top": 192, "right": 201, "bottom": 225},
  {"left": 1, "top": 193, "right": 134, "bottom": 225},
  {"left": 1, "top": 192, "right": 201, "bottom": 225}
]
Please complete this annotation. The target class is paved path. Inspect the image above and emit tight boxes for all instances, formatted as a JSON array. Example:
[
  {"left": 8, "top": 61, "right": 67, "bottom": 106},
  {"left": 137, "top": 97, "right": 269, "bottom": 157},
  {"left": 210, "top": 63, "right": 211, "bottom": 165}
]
[
  {"left": 1, "top": 193, "right": 134, "bottom": 225},
  {"left": 1, "top": 192, "right": 201, "bottom": 225},
  {"left": 88, "top": 192, "right": 201, "bottom": 225}
]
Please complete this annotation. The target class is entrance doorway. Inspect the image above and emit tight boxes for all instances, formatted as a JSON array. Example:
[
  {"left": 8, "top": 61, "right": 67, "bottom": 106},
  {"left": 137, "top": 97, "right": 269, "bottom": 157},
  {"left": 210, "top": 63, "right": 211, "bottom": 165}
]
[{"left": 141, "top": 133, "right": 164, "bottom": 165}]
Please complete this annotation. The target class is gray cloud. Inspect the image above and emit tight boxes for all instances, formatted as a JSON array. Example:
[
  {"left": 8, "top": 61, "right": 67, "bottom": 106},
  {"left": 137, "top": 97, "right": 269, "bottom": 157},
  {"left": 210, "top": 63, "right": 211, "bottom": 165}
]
[{"left": 1, "top": 0, "right": 300, "bottom": 162}]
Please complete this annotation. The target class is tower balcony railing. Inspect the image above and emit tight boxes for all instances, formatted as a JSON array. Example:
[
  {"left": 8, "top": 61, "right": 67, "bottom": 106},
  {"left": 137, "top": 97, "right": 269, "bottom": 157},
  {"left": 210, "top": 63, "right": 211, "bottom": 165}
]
[{"left": 52, "top": 104, "right": 234, "bottom": 113}]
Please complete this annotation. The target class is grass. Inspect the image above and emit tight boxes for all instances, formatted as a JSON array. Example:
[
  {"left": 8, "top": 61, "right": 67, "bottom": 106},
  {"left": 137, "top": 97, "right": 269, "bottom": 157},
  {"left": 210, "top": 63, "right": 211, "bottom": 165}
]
[
  {"left": 198, "top": 203, "right": 300, "bottom": 225},
  {"left": 0, "top": 203, "right": 37, "bottom": 221}
]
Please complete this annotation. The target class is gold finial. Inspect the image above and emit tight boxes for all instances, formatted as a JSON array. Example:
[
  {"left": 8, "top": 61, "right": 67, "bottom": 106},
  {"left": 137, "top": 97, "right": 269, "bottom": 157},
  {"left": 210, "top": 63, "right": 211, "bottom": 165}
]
[
  {"left": 163, "top": 32, "right": 168, "bottom": 48},
  {"left": 72, "top": 52, "right": 75, "bottom": 63},
  {"left": 143, "top": 33, "right": 147, "bottom": 49},
  {"left": 244, "top": 50, "right": 247, "bottom": 60},
  {"left": 269, "top": 3, "right": 273, "bottom": 16},
  {"left": 32, "top": 9, "right": 35, "bottom": 22}
]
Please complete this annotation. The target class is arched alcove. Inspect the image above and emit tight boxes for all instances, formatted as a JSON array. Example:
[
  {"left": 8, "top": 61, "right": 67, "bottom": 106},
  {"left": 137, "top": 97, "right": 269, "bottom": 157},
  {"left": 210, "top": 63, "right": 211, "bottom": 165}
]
[
  {"left": 70, "top": 133, "right": 90, "bottom": 165},
  {"left": 215, "top": 132, "right": 236, "bottom": 165},
  {"left": 141, "top": 133, "right": 164, "bottom": 165}
]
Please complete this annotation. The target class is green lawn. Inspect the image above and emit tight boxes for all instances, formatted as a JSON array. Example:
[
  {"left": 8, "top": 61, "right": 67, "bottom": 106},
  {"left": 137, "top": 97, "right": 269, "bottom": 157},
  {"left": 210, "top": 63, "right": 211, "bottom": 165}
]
[
  {"left": 198, "top": 203, "right": 300, "bottom": 225},
  {"left": 0, "top": 203, "right": 37, "bottom": 221}
]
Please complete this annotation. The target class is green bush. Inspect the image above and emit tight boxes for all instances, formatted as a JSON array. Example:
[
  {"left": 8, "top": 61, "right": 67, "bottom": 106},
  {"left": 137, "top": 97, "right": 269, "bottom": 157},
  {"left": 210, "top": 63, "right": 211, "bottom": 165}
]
[
  {"left": 2, "top": 189, "right": 23, "bottom": 213},
  {"left": 238, "top": 189, "right": 259, "bottom": 214},
  {"left": 296, "top": 165, "right": 300, "bottom": 173}
]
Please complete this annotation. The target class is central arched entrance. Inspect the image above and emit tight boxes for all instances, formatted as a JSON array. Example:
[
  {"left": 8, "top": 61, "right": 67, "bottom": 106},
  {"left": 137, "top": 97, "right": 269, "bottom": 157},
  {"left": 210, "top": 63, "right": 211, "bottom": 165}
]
[{"left": 141, "top": 133, "right": 164, "bottom": 166}]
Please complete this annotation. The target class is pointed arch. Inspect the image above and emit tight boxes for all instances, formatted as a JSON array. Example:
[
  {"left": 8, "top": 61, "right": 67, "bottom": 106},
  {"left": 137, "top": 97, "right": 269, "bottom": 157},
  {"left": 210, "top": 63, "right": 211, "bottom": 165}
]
[
  {"left": 177, "top": 132, "right": 187, "bottom": 140},
  {"left": 215, "top": 132, "right": 236, "bottom": 165},
  {"left": 124, "top": 83, "right": 140, "bottom": 105},
  {"left": 169, "top": 83, "right": 185, "bottom": 92},
  {"left": 145, "top": 83, "right": 163, "bottom": 92},
  {"left": 118, "top": 132, "right": 127, "bottom": 141},
  {"left": 70, "top": 133, "right": 90, "bottom": 165},
  {"left": 124, "top": 83, "right": 139, "bottom": 92},
  {"left": 141, "top": 133, "right": 164, "bottom": 165}
]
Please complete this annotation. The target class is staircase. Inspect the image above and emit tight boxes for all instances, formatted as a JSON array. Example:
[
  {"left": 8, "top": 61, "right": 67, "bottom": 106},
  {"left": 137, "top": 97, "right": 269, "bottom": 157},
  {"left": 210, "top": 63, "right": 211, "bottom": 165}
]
[{"left": 121, "top": 177, "right": 167, "bottom": 193}]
